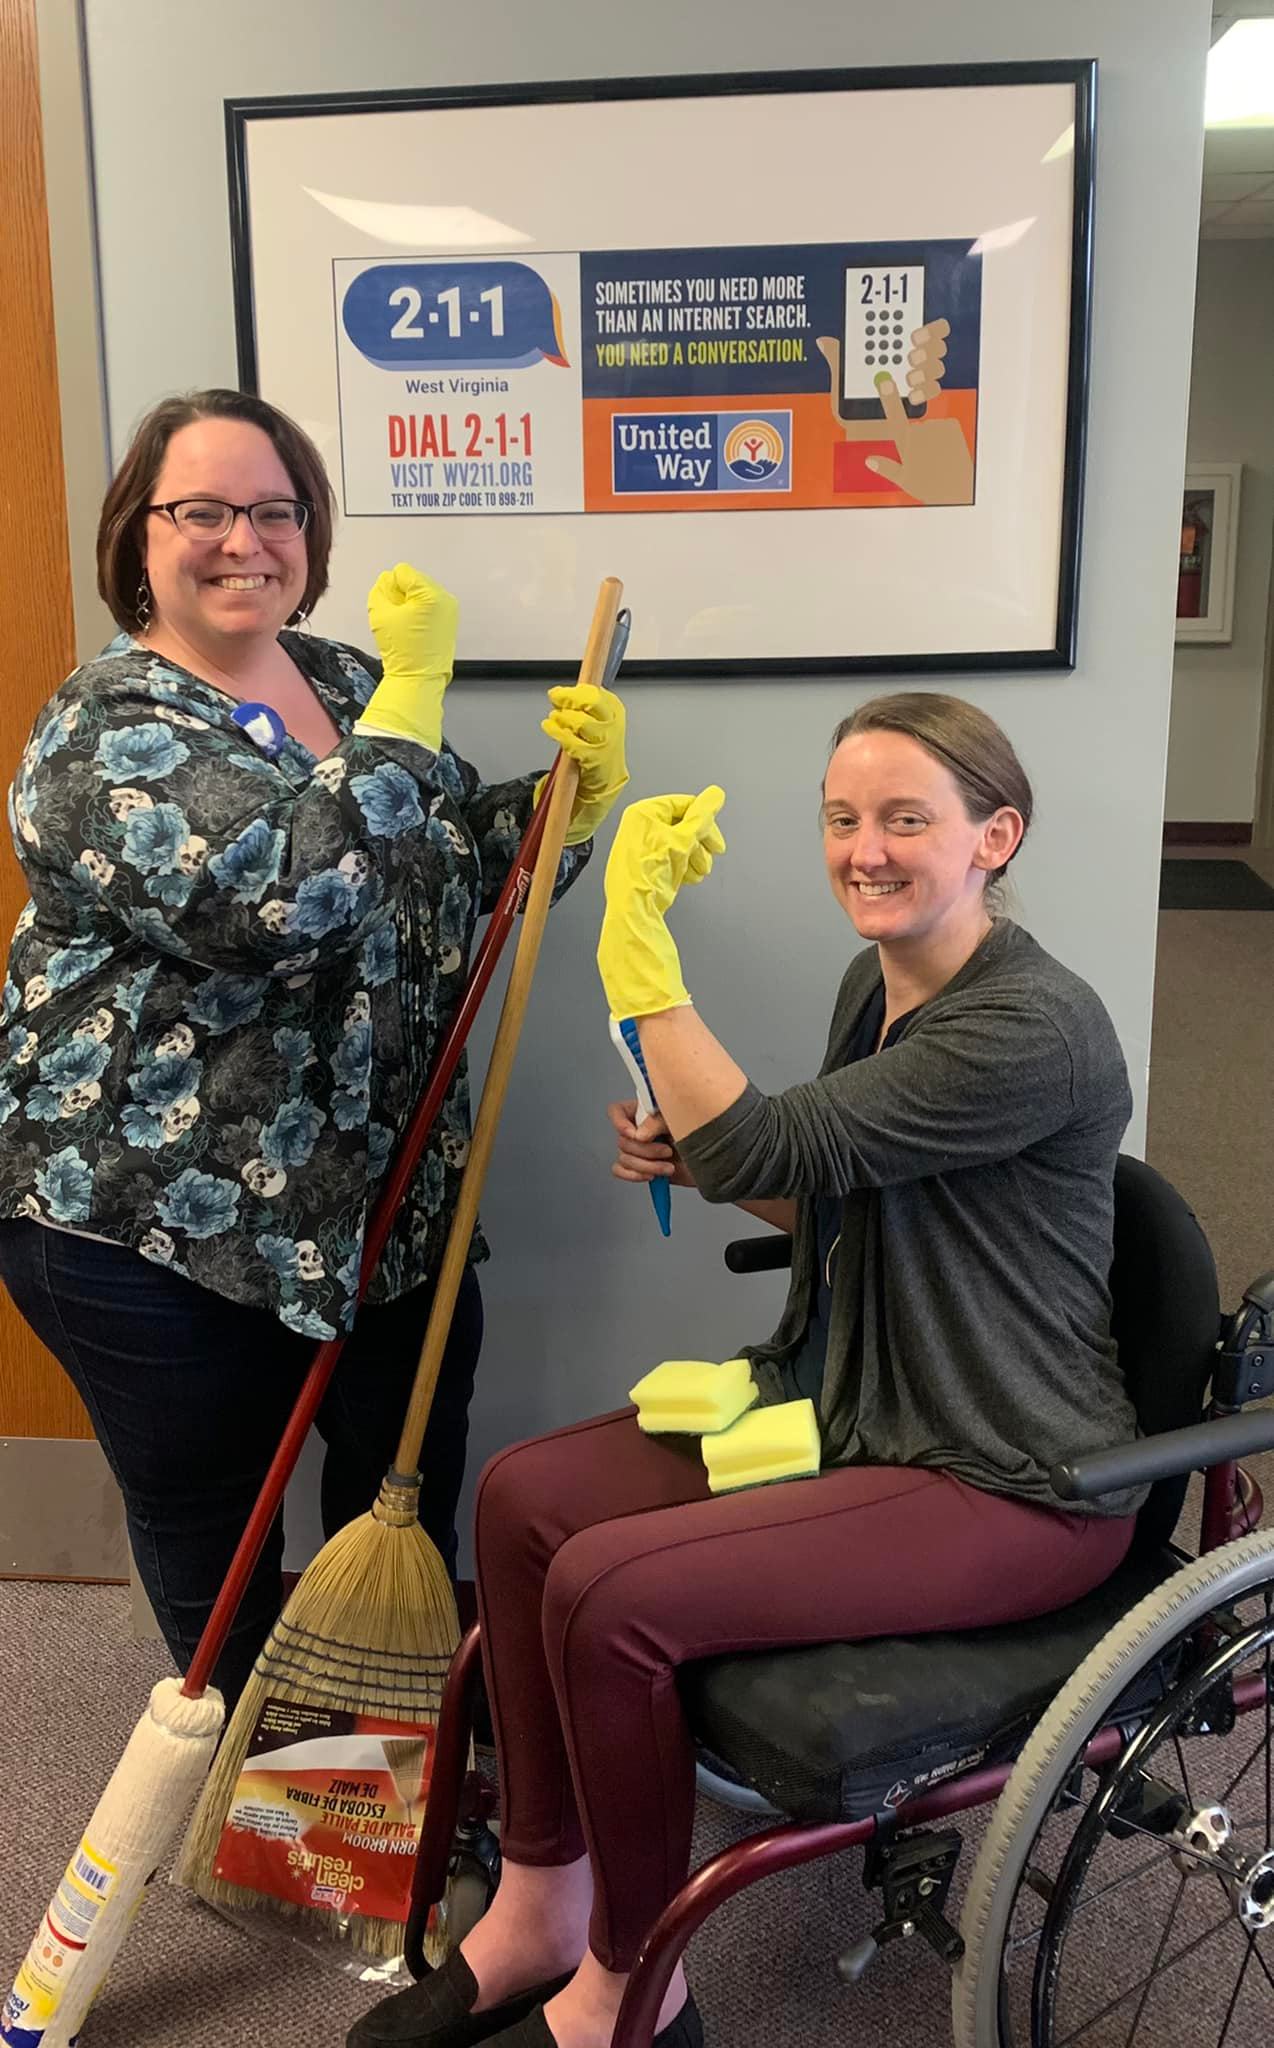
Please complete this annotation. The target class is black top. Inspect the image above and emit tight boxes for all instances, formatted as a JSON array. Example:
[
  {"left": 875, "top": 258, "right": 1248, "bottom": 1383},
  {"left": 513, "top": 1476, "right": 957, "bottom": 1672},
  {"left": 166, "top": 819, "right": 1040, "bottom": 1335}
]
[
  {"left": 782, "top": 987, "right": 913, "bottom": 1401},
  {"left": 678, "top": 921, "right": 1141, "bottom": 1516}
]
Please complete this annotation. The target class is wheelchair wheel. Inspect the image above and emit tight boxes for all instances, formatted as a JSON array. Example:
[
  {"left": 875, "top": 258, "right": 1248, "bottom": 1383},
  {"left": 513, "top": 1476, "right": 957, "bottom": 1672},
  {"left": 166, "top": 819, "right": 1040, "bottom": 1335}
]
[
  {"left": 423, "top": 1822, "right": 500, "bottom": 1966},
  {"left": 953, "top": 1531, "right": 1274, "bottom": 2047},
  {"left": 443, "top": 1863, "right": 494, "bottom": 1945}
]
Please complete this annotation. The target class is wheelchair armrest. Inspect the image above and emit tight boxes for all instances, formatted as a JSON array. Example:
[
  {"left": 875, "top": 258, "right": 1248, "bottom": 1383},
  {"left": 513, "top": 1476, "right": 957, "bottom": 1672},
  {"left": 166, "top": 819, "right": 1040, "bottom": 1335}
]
[
  {"left": 724, "top": 1234, "right": 794, "bottom": 1275},
  {"left": 1051, "top": 1409, "right": 1274, "bottom": 1503}
]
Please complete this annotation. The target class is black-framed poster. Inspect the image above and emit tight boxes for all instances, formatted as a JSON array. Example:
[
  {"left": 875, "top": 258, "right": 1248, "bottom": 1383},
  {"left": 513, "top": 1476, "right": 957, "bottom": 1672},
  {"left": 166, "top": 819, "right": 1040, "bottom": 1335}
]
[{"left": 227, "top": 61, "right": 1094, "bottom": 678}]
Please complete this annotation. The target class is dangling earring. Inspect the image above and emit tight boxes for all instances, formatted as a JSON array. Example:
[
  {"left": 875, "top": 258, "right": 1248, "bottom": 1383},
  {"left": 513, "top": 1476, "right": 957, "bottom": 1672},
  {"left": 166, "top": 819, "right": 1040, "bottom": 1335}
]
[
  {"left": 292, "top": 604, "right": 312, "bottom": 637},
  {"left": 135, "top": 574, "right": 152, "bottom": 633}
]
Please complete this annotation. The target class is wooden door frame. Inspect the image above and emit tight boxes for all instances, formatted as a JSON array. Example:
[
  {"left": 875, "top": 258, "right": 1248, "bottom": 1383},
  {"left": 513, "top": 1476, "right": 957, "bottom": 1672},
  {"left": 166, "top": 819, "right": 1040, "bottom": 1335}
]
[{"left": 0, "top": 0, "right": 129, "bottom": 1580}]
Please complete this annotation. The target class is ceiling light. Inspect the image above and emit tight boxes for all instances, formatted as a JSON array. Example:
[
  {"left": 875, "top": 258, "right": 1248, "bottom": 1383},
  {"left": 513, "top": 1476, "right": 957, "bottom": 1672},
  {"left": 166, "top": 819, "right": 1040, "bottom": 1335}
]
[{"left": 1206, "top": 19, "right": 1274, "bottom": 126}]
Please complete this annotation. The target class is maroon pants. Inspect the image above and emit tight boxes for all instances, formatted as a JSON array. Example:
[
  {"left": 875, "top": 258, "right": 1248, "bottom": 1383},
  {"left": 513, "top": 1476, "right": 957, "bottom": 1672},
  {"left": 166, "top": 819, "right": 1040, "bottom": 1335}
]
[{"left": 474, "top": 1409, "right": 1135, "bottom": 1970}]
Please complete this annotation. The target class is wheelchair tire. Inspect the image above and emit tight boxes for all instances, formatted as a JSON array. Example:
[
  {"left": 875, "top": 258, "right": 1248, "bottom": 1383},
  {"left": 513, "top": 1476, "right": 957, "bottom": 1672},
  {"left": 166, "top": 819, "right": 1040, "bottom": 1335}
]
[
  {"left": 444, "top": 1864, "right": 494, "bottom": 1945},
  {"left": 952, "top": 1529, "right": 1274, "bottom": 2048},
  {"left": 423, "top": 1859, "right": 498, "bottom": 1968}
]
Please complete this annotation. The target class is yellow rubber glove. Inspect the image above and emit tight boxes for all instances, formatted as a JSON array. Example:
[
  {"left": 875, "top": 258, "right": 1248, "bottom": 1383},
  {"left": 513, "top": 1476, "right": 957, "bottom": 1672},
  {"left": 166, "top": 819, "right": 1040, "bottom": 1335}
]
[
  {"left": 534, "top": 683, "right": 629, "bottom": 847},
  {"left": 355, "top": 563, "right": 459, "bottom": 752},
  {"left": 597, "top": 788, "right": 726, "bottom": 1019}
]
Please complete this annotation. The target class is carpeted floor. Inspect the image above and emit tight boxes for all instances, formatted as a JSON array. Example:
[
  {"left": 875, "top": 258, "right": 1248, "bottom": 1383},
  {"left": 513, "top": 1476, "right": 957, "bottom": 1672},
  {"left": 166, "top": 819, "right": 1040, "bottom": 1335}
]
[
  {"left": 2, "top": 855, "right": 1273, "bottom": 2048},
  {"left": 5, "top": 1506, "right": 1274, "bottom": 2048},
  {"left": 1150, "top": 843, "right": 1274, "bottom": 1309},
  {"left": 0, "top": 1575, "right": 998, "bottom": 2047}
]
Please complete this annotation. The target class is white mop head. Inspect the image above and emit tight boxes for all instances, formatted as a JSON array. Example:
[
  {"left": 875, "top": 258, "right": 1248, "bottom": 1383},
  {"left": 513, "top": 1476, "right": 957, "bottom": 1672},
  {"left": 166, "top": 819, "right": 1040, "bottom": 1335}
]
[{"left": 1, "top": 1677, "right": 223, "bottom": 2048}]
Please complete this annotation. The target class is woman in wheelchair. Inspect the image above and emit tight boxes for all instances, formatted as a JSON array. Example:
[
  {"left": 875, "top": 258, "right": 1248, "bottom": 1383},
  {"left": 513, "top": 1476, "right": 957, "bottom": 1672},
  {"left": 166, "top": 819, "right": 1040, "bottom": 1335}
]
[{"left": 351, "top": 695, "right": 1152, "bottom": 2048}]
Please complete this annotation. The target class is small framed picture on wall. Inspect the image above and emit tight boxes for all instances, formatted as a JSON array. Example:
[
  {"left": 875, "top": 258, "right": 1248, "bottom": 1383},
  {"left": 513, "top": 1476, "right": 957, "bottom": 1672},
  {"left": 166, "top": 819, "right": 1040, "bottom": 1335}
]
[{"left": 1176, "top": 464, "right": 1242, "bottom": 644}]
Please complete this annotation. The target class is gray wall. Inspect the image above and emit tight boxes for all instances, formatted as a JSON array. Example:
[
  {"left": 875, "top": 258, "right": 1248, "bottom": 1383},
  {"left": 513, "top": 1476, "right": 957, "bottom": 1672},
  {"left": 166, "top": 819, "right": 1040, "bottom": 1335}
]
[
  {"left": 1166, "top": 238, "right": 1274, "bottom": 823},
  {"left": 82, "top": 0, "right": 1210, "bottom": 1563}
]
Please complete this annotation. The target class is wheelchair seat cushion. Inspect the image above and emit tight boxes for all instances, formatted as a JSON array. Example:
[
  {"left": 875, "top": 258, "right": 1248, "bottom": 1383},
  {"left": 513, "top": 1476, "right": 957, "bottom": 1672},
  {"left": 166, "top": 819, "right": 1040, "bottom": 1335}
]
[{"left": 680, "top": 1547, "right": 1181, "bottom": 1824}]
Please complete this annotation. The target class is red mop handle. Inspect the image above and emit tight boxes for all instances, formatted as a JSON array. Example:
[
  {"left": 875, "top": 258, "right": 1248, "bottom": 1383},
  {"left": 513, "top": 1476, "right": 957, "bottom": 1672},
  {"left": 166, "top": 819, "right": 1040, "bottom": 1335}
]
[{"left": 181, "top": 757, "right": 566, "bottom": 1698}]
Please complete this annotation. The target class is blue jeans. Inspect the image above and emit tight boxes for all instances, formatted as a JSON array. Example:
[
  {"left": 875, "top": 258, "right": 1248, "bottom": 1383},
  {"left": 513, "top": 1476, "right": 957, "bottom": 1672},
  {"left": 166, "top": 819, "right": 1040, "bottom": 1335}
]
[{"left": 0, "top": 1219, "right": 483, "bottom": 1709}]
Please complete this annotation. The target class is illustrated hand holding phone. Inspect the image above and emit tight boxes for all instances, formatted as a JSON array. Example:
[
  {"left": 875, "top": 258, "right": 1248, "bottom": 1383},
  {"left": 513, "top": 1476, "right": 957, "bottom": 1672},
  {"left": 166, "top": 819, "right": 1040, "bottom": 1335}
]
[
  {"left": 816, "top": 323, "right": 952, "bottom": 418},
  {"left": 864, "top": 371, "right": 974, "bottom": 505},
  {"left": 815, "top": 273, "right": 972, "bottom": 506}
]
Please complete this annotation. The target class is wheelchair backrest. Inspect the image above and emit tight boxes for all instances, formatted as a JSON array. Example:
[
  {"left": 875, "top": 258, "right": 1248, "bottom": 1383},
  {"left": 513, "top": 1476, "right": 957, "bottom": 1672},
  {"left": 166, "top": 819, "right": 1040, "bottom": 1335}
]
[{"left": 1110, "top": 1154, "right": 1221, "bottom": 1551}]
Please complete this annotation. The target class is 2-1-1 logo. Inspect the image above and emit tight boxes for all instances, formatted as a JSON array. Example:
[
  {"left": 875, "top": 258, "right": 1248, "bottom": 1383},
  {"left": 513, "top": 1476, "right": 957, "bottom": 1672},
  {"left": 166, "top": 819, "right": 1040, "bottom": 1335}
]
[{"left": 343, "top": 261, "right": 569, "bottom": 374}]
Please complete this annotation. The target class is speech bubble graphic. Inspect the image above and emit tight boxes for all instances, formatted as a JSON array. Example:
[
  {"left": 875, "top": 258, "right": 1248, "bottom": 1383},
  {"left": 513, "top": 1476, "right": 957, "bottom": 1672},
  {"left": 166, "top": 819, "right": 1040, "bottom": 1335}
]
[{"left": 342, "top": 260, "right": 569, "bottom": 372}]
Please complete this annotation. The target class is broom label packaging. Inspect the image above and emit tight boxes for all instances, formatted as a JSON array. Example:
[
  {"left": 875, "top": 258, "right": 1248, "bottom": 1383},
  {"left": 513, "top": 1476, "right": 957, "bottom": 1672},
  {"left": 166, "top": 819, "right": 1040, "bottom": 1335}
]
[
  {"left": 212, "top": 1696, "right": 435, "bottom": 1923},
  {"left": 1, "top": 1837, "right": 117, "bottom": 2046}
]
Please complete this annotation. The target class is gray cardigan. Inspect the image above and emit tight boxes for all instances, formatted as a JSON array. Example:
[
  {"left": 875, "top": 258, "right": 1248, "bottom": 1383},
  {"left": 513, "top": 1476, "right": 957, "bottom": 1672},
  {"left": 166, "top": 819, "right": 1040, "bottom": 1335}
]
[{"left": 676, "top": 920, "right": 1143, "bottom": 1518}]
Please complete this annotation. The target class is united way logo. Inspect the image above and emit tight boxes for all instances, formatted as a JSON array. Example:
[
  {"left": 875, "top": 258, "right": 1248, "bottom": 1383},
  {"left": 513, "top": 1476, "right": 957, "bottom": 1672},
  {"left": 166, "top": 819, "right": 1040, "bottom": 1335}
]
[
  {"left": 721, "top": 417, "right": 787, "bottom": 483},
  {"left": 611, "top": 409, "right": 791, "bottom": 495}
]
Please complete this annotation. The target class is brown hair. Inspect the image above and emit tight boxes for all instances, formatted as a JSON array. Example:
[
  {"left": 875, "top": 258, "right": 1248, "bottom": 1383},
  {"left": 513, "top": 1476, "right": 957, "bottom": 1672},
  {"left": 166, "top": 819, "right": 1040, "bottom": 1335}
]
[
  {"left": 97, "top": 389, "right": 336, "bottom": 632},
  {"left": 828, "top": 692, "right": 1033, "bottom": 882}
]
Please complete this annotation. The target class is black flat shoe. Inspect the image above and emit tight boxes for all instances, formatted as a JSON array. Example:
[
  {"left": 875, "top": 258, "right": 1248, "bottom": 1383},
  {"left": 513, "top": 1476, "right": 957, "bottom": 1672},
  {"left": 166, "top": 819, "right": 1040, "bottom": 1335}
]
[
  {"left": 346, "top": 1948, "right": 574, "bottom": 2048},
  {"left": 476, "top": 1989, "right": 704, "bottom": 2048}
]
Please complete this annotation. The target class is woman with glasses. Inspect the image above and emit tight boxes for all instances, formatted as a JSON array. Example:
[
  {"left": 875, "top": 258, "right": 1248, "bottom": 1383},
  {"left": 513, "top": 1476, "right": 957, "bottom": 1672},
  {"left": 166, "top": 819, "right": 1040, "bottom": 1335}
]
[{"left": 0, "top": 388, "right": 628, "bottom": 1707}]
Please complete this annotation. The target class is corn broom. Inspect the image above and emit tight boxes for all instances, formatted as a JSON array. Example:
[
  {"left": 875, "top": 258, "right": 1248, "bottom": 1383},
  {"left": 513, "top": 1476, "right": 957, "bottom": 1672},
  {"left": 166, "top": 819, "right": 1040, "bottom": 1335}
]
[
  {"left": 0, "top": 735, "right": 576, "bottom": 2048},
  {"left": 175, "top": 577, "right": 626, "bottom": 1961}
]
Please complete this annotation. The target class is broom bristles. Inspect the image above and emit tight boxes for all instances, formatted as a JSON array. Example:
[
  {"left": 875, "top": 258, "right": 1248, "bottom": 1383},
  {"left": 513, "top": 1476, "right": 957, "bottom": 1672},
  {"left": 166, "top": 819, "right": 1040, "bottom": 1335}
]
[
  {"left": 177, "top": 1479, "right": 461, "bottom": 1960},
  {"left": 383, "top": 1737, "right": 429, "bottom": 1815}
]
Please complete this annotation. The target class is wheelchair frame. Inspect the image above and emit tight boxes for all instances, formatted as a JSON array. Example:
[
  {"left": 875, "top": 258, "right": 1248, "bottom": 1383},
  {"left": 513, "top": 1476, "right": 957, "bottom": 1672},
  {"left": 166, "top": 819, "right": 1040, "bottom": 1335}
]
[{"left": 401, "top": 1267, "right": 1274, "bottom": 2048}]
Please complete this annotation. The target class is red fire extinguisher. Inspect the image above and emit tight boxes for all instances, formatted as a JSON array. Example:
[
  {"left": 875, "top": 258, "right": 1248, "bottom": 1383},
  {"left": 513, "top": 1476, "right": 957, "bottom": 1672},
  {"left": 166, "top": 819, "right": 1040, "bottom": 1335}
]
[{"left": 1178, "top": 504, "right": 1207, "bottom": 618}]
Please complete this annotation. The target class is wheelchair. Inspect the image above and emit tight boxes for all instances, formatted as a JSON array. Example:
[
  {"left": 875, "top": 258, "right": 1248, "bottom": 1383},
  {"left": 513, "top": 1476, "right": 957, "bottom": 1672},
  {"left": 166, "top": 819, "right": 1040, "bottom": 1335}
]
[{"left": 403, "top": 1156, "right": 1274, "bottom": 2045}]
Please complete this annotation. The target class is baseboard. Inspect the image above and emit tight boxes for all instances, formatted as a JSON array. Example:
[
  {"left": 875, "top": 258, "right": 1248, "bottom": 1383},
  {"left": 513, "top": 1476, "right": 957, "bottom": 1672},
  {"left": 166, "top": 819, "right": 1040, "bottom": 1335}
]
[
  {"left": 0, "top": 1435, "right": 128, "bottom": 1580},
  {"left": 1163, "top": 821, "right": 1252, "bottom": 846}
]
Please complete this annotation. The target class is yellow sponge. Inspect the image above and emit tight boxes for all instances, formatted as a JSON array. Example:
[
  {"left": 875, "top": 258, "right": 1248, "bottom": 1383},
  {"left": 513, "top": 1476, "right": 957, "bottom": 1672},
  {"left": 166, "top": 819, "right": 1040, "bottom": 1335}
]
[
  {"left": 701, "top": 1398, "right": 822, "bottom": 1494},
  {"left": 629, "top": 1357, "right": 759, "bottom": 1435}
]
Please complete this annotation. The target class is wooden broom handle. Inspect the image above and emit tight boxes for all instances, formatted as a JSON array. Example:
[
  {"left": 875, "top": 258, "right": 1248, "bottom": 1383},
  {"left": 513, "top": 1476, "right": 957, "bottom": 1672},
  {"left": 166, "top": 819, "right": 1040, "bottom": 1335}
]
[{"left": 392, "top": 576, "right": 625, "bottom": 1475}]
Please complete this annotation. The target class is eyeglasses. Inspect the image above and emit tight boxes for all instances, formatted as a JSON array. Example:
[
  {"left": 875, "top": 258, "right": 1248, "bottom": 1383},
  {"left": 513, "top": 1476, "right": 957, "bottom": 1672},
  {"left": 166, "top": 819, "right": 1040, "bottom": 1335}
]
[{"left": 147, "top": 498, "right": 312, "bottom": 541}]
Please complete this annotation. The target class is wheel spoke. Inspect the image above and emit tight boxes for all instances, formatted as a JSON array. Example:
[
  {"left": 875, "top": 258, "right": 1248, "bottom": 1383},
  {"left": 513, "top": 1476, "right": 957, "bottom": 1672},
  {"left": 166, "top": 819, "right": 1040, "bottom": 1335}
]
[
  {"left": 1120, "top": 1869, "right": 1187, "bottom": 2048},
  {"left": 1242, "top": 1922, "right": 1274, "bottom": 1997},
  {"left": 1209, "top": 1871, "right": 1274, "bottom": 1997},
  {"left": 1173, "top": 1732, "right": 1195, "bottom": 1812},
  {"left": 1005, "top": 1850, "right": 1171, "bottom": 1958},
  {"left": 1105, "top": 1811, "right": 1231, "bottom": 1879},
  {"left": 1264, "top": 1626, "right": 1271, "bottom": 1841},
  {"left": 1215, "top": 1939, "right": 1253, "bottom": 2048},
  {"left": 1054, "top": 1911, "right": 1238, "bottom": 2046},
  {"left": 1219, "top": 1730, "right": 1268, "bottom": 1808}
]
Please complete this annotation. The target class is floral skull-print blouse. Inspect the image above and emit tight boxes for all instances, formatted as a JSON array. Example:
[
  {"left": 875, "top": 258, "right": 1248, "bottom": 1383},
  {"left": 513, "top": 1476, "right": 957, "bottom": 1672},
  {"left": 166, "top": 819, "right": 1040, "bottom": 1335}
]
[{"left": 0, "top": 631, "right": 589, "bottom": 1339}]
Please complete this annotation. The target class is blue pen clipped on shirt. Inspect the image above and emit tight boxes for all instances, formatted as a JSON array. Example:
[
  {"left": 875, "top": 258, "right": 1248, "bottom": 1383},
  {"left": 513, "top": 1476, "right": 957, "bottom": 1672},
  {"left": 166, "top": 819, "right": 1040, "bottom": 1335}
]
[{"left": 610, "top": 1014, "right": 672, "bottom": 1238}]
